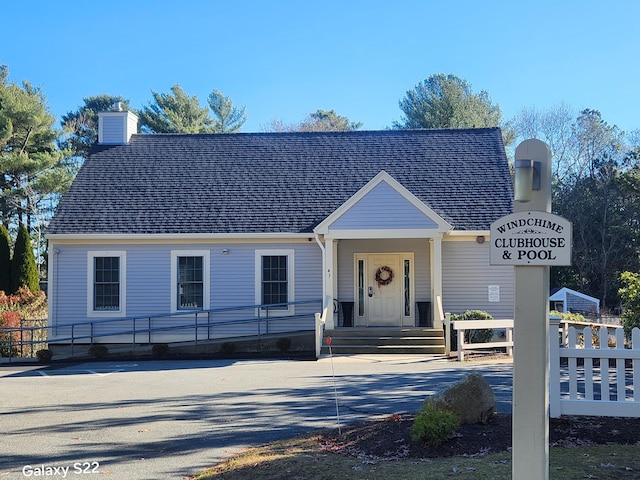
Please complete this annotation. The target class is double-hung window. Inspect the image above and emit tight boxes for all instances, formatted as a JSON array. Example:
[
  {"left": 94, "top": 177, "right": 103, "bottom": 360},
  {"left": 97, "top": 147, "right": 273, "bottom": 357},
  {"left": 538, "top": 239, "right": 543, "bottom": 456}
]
[
  {"left": 171, "top": 250, "right": 210, "bottom": 312},
  {"left": 177, "top": 256, "right": 203, "bottom": 309},
  {"left": 255, "top": 249, "right": 294, "bottom": 314},
  {"left": 88, "top": 251, "right": 126, "bottom": 317}
]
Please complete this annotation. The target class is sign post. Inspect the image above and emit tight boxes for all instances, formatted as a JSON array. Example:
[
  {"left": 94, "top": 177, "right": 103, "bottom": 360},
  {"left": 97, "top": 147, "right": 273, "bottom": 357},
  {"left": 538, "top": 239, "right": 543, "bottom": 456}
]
[{"left": 490, "top": 139, "right": 571, "bottom": 480}]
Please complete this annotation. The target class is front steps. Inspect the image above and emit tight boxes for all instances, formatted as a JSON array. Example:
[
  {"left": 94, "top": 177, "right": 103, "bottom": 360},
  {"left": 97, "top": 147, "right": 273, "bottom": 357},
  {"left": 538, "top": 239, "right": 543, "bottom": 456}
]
[{"left": 321, "top": 327, "right": 445, "bottom": 355}]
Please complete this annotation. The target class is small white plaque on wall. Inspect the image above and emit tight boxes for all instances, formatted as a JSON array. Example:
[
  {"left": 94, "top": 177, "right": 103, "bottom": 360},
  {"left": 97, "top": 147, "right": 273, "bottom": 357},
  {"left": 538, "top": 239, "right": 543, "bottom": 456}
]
[{"left": 488, "top": 285, "right": 500, "bottom": 302}]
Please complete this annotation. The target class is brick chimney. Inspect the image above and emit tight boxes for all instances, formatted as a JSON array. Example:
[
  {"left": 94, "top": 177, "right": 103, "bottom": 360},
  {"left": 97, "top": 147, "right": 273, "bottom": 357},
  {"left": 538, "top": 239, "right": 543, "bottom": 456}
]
[{"left": 98, "top": 103, "right": 138, "bottom": 144}]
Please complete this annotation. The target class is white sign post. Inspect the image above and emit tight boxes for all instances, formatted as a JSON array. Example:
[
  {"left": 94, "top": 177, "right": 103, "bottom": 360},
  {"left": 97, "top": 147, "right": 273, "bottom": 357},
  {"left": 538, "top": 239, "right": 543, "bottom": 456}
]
[{"left": 493, "top": 139, "right": 572, "bottom": 480}]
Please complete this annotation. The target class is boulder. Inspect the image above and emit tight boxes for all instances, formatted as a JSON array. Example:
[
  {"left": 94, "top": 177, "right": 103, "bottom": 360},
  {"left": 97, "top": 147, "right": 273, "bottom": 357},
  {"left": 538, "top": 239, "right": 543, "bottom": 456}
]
[{"left": 426, "top": 373, "right": 495, "bottom": 424}]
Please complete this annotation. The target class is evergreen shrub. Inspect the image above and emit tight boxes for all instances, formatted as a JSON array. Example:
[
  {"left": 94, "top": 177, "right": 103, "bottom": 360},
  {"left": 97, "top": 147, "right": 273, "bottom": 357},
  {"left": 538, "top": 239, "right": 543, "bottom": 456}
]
[
  {"left": 0, "top": 225, "right": 11, "bottom": 294},
  {"left": 10, "top": 224, "right": 39, "bottom": 294},
  {"left": 410, "top": 402, "right": 460, "bottom": 447}
]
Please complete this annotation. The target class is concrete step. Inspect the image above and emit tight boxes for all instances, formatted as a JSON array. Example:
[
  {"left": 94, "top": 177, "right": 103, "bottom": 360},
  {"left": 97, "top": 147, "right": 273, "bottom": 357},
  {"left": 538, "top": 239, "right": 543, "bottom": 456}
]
[
  {"left": 325, "top": 328, "right": 443, "bottom": 337},
  {"left": 321, "top": 344, "right": 445, "bottom": 355},
  {"left": 326, "top": 336, "right": 445, "bottom": 346},
  {"left": 321, "top": 327, "right": 445, "bottom": 355}
]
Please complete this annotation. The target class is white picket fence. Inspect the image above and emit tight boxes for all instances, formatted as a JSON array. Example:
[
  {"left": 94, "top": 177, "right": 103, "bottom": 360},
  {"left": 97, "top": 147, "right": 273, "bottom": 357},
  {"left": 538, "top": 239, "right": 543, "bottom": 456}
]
[{"left": 549, "top": 318, "right": 640, "bottom": 418}]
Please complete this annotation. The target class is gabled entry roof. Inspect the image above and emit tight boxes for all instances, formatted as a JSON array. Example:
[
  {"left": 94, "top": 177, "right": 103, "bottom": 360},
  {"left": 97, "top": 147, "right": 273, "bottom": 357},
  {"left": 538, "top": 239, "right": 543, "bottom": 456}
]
[
  {"left": 47, "top": 127, "right": 512, "bottom": 236},
  {"left": 315, "top": 171, "right": 452, "bottom": 238}
]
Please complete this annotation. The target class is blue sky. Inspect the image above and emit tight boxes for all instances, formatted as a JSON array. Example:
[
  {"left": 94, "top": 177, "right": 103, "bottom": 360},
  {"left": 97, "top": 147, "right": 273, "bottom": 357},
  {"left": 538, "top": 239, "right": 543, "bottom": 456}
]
[{"left": 2, "top": 0, "right": 639, "bottom": 133}]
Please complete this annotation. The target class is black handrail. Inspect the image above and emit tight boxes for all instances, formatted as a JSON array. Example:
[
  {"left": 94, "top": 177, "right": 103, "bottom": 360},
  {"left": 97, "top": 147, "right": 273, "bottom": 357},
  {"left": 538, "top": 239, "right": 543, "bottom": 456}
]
[{"left": 0, "top": 299, "right": 322, "bottom": 361}]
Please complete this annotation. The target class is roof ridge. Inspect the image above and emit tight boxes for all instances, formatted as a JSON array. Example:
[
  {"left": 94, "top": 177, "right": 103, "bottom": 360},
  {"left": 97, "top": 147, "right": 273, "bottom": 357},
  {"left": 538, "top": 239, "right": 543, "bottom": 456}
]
[{"left": 128, "top": 126, "right": 502, "bottom": 140}]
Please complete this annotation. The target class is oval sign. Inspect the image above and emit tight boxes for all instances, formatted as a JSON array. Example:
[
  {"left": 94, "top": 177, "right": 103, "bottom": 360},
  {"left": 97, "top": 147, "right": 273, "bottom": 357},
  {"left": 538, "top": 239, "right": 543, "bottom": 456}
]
[{"left": 490, "top": 211, "right": 572, "bottom": 266}]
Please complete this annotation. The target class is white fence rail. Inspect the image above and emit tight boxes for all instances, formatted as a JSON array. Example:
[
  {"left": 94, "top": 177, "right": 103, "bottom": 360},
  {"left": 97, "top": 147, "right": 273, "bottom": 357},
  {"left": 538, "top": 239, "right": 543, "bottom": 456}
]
[
  {"left": 451, "top": 319, "right": 514, "bottom": 361},
  {"left": 550, "top": 318, "right": 640, "bottom": 418}
]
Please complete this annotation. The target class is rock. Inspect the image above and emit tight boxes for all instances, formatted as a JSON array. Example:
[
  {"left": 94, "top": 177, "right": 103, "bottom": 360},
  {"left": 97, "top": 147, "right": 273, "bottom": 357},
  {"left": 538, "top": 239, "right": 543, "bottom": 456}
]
[{"left": 426, "top": 373, "right": 495, "bottom": 424}]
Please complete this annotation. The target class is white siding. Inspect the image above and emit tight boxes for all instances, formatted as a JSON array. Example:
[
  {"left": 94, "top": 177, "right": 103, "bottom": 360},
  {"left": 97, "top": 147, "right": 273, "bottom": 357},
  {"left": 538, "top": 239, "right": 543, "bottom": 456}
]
[
  {"left": 101, "top": 117, "right": 124, "bottom": 144},
  {"left": 49, "top": 241, "right": 323, "bottom": 342},
  {"left": 329, "top": 181, "right": 439, "bottom": 230},
  {"left": 98, "top": 111, "right": 137, "bottom": 144},
  {"left": 442, "top": 240, "right": 514, "bottom": 318}
]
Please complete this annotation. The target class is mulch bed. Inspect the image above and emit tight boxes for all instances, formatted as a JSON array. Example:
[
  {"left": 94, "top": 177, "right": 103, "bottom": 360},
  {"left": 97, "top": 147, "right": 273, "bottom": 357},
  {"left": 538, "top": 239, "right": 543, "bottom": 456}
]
[{"left": 318, "top": 413, "right": 640, "bottom": 460}]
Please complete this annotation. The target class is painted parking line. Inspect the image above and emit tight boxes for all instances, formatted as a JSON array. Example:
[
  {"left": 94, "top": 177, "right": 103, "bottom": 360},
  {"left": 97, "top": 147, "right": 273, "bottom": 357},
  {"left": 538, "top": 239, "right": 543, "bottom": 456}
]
[
  {"left": 33, "top": 367, "right": 128, "bottom": 377},
  {"left": 1, "top": 362, "right": 143, "bottom": 378}
]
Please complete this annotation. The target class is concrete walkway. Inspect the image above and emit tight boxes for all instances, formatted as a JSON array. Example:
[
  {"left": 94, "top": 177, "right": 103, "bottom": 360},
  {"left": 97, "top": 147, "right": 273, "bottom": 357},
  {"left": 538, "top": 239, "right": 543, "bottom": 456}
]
[{"left": 0, "top": 355, "right": 513, "bottom": 479}]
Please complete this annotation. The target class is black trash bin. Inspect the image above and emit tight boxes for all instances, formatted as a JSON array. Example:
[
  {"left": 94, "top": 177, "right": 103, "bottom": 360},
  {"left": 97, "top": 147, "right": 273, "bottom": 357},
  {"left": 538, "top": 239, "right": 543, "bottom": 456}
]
[
  {"left": 417, "top": 301, "right": 431, "bottom": 327},
  {"left": 341, "top": 301, "right": 354, "bottom": 327}
]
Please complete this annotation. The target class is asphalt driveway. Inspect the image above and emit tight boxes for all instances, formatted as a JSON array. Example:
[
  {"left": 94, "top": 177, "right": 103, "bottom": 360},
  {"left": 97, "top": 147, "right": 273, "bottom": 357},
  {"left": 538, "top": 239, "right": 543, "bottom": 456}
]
[{"left": 0, "top": 356, "right": 513, "bottom": 479}]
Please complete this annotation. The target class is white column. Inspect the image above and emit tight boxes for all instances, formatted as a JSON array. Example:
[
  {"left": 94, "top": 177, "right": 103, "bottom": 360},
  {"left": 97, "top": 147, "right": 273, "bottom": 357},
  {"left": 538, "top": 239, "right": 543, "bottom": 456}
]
[
  {"left": 324, "top": 238, "right": 336, "bottom": 329},
  {"left": 430, "top": 237, "right": 443, "bottom": 329},
  {"left": 512, "top": 139, "right": 552, "bottom": 480}
]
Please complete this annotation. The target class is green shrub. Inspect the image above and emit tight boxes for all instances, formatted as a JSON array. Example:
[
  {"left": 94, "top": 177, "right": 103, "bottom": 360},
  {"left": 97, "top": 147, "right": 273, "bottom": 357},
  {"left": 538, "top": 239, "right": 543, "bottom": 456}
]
[
  {"left": 410, "top": 402, "right": 460, "bottom": 447},
  {"left": 88, "top": 344, "right": 108, "bottom": 359},
  {"left": 550, "top": 310, "right": 588, "bottom": 323},
  {"left": 10, "top": 224, "right": 39, "bottom": 294},
  {"left": 0, "top": 225, "right": 11, "bottom": 294},
  {"left": 619, "top": 271, "right": 640, "bottom": 341},
  {"left": 151, "top": 343, "right": 169, "bottom": 358},
  {"left": 450, "top": 310, "right": 494, "bottom": 350},
  {"left": 275, "top": 337, "right": 291, "bottom": 353}
]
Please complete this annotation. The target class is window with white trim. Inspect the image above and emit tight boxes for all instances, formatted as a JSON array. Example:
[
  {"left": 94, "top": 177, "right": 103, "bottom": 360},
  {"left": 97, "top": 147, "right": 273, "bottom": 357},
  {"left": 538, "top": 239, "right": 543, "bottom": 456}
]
[
  {"left": 255, "top": 249, "right": 294, "bottom": 314},
  {"left": 87, "top": 251, "right": 126, "bottom": 317},
  {"left": 171, "top": 250, "right": 210, "bottom": 312},
  {"left": 177, "top": 256, "right": 203, "bottom": 309}
]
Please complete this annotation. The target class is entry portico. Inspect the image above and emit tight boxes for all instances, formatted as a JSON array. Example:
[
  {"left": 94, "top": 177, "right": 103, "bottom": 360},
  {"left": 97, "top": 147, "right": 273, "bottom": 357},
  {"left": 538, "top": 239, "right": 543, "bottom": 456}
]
[{"left": 314, "top": 171, "right": 452, "bottom": 330}]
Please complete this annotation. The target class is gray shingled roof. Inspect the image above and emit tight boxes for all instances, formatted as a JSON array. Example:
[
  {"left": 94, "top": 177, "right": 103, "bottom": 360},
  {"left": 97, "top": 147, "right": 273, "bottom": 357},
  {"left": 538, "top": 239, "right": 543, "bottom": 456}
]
[{"left": 47, "top": 128, "right": 513, "bottom": 235}]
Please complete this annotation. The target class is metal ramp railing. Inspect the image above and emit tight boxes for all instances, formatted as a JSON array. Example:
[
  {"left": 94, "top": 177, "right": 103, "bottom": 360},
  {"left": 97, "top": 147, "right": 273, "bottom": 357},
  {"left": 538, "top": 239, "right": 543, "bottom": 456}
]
[{"left": 0, "top": 299, "right": 322, "bottom": 362}]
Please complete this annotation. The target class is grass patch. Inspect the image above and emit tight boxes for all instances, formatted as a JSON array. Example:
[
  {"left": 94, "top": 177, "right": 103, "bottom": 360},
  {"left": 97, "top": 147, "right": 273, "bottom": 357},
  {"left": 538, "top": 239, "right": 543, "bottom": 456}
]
[{"left": 191, "top": 437, "right": 640, "bottom": 480}]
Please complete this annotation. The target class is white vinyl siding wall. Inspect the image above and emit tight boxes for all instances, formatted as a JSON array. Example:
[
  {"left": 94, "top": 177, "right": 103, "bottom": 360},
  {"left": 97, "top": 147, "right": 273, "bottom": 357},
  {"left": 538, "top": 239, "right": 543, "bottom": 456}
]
[
  {"left": 49, "top": 241, "right": 322, "bottom": 342},
  {"left": 329, "top": 181, "right": 439, "bottom": 230},
  {"left": 442, "top": 240, "right": 514, "bottom": 318}
]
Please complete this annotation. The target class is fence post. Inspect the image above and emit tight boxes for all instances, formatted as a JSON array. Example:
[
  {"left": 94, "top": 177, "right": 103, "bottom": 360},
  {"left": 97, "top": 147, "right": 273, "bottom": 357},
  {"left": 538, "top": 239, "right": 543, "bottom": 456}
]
[
  {"left": 8, "top": 327, "right": 13, "bottom": 362},
  {"left": 315, "top": 295, "right": 330, "bottom": 359},
  {"left": 506, "top": 325, "right": 513, "bottom": 357},
  {"left": 444, "top": 312, "right": 451, "bottom": 356},
  {"left": 194, "top": 312, "right": 199, "bottom": 348},
  {"left": 549, "top": 317, "right": 561, "bottom": 418}
]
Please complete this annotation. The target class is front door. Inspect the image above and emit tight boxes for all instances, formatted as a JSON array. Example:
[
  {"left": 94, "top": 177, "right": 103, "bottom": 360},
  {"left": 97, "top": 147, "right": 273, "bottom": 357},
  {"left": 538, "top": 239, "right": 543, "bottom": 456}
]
[{"left": 355, "top": 253, "right": 412, "bottom": 327}]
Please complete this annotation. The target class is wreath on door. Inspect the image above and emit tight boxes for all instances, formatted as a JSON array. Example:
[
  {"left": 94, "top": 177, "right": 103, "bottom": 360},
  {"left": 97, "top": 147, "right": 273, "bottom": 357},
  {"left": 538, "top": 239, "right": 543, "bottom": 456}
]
[{"left": 375, "top": 265, "right": 394, "bottom": 287}]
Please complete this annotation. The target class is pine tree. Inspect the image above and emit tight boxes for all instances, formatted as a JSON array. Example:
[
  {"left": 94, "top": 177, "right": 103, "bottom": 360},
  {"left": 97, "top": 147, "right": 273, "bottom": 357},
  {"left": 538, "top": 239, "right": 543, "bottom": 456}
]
[
  {"left": 207, "top": 89, "right": 246, "bottom": 133},
  {"left": 0, "top": 64, "right": 68, "bottom": 230},
  {"left": 10, "top": 224, "right": 39, "bottom": 293},
  {"left": 0, "top": 225, "right": 11, "bottom": 293},
  {"left": 138, "top": 84, "right": 211, "bottom": 133},
  {"left": 60, "top": 94, "right": 130, "bottom": 160}
]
